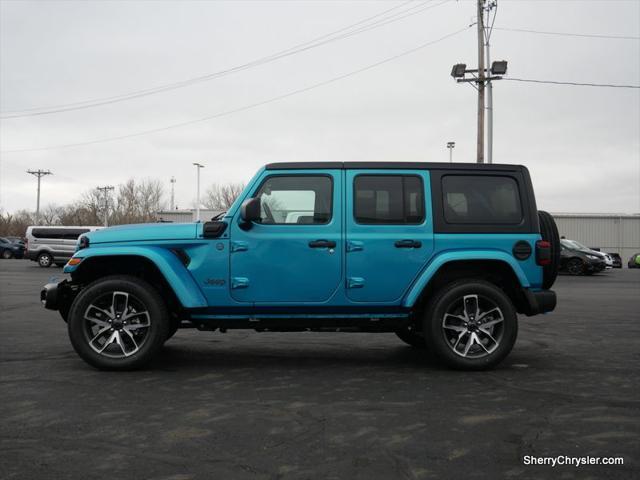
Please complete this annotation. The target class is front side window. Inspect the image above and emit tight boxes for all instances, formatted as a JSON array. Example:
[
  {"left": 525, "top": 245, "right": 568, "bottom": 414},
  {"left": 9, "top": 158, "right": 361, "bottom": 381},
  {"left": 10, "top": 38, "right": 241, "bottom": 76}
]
[
  {"left": 254, "top": 176, "right": 333, "bottom": 224},
  {"left": 354, "top": 175, "right": 424, "bottom": 224},
  {"left": 442, "top": 175, "right": 523, "bottom": 225}
]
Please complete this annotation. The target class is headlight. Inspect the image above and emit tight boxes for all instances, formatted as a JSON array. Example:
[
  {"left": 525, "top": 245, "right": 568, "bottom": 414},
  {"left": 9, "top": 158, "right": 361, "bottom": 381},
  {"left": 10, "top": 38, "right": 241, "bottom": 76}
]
[
  {"left": 586, "top": 254, "right": 599, "bottom": 260},
  {"left": 77, "top": 235, "right": 90, "bottom": 250}
]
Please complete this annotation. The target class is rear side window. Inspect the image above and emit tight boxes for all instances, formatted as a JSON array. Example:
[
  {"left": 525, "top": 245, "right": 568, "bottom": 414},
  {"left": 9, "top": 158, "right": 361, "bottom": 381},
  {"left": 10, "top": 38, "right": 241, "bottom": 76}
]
[
  {"left": 32, "top": 228, "right": 63, "bottom": 239},
  {"left": 63, "top": 229, "right": 89, "bottom": 240},
  {"left": 31, "top": 228, "right": 89, "bottom": 240},
  {"left": 442, "top": 175, "right": 522, "bottom": 224},
  {"left": 354, "top": 175, "right": 424, "bottom": 224}
]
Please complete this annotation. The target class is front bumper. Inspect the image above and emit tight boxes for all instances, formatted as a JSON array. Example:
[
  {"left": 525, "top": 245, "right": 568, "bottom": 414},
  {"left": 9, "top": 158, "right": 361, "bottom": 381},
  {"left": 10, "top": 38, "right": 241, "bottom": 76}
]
[
  {"left": 585, "top": 259, "right": 606, "bottom": 272},
  {"left": 522, "top": 289, "right": 556, "bottom": 316},
  {"left": 41, "top": 280, "right": 74, "bottom": 311}
]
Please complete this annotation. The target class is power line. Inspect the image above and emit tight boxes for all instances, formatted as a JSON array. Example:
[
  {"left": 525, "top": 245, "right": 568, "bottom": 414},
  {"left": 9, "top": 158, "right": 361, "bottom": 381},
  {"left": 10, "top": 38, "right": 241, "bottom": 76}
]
[
  {"left": 1, "top": 26, "right": 470, "bottom": 154},
  {"left": 494, "top": 27, "right": 640, "bottom": 41},
  {"left": 0, "top": 0, "right": 451, "bottom": 119},
  {"left": 504, "top": 78, "right": 640, "bottom": 89}
]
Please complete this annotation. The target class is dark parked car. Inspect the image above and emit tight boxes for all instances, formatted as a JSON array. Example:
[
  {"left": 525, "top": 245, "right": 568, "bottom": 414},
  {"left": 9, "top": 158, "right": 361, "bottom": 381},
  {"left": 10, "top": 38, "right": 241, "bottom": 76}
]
[
  {"left": 5, "top": 236, "right": 25, "bottom": 245},
  {"left": 560, "top": 239, "right": 606, "bottom": 275},
  {"left": 629, "top": 254, "right": 640, "bottom": 269},
  {"left": 0, "top": 237, "right": 25, "bottom": 259}
]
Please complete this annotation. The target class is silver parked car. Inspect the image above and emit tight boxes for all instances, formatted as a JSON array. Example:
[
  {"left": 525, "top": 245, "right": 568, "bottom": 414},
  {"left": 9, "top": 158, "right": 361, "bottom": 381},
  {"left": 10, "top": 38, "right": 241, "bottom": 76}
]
[{"left": 25, "top": 226, "right": 101, "bottom": 267}]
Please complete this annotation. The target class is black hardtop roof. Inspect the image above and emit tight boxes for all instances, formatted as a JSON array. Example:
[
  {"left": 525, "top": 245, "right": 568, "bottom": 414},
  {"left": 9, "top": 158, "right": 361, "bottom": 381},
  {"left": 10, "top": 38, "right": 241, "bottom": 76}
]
[{"left": 265, "top": 162, "right": 525, "bottom": 171}]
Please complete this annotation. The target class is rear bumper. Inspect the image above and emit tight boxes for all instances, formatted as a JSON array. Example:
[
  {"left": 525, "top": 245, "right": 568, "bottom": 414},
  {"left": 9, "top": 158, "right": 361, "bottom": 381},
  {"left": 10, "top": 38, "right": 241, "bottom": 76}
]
[{"left": 522, "top": 289, "right": 556, "bottom": 316}]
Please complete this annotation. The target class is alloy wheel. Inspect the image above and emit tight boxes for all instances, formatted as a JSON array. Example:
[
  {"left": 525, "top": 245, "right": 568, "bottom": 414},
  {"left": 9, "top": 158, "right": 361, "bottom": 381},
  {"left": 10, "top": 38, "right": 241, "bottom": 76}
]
[
  {"left": 441, "top": 294, "right": 504, "bottom": 359},
  {"left": 83, "top": 291, "right": 151, "bottom": 358}
]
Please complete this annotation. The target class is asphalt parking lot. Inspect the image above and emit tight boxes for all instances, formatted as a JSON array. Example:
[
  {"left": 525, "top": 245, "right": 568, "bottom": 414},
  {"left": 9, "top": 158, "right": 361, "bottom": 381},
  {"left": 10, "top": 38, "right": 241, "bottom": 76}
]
[{"left": 0, "top": 260, "right": 638, "bottom": 480}]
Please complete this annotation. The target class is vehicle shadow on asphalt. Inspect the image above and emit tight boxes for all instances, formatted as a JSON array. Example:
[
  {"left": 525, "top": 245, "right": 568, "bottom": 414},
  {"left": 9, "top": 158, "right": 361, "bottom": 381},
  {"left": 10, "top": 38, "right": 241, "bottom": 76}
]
[{"left": 147, "top": 341, "right": 444, "bottom": 372}]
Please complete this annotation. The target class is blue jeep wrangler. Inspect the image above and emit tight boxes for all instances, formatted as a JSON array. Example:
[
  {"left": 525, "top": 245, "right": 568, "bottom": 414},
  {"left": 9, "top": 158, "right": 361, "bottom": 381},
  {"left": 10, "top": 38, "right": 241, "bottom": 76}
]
[{"left": 42, "top": 162, "right": 559, "bottom": 370}]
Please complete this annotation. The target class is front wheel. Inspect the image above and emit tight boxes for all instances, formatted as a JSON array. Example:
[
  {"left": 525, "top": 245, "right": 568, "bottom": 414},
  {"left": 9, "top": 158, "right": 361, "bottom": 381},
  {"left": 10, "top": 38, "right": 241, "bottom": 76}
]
[
  {"left": 566, "top": 258, "right": 584, "bottom": 276},
  {"left": 423, "top": 280, "right": 518, "bottom": 370},
  {"left": 67, "top": 275, "right": 169, "bottom": 370},
  {"left": 2, "top": 250, "right": 12, "bottom": 259}
]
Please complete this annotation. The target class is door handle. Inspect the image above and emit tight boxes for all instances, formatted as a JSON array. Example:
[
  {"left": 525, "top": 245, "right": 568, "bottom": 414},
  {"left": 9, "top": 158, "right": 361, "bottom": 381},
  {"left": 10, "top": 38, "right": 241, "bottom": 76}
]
[
  {"left": 394, "top": 239, "right": 422, "bottom": 249},
  {"left": 309, "top": 239, "right": 336, "bottom": 249}
]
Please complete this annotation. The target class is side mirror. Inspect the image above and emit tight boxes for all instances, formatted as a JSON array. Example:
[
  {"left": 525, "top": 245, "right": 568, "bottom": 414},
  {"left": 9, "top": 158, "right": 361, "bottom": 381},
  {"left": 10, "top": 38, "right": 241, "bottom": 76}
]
[{"left": 239, "top": 197, "right": 261, "bottom": 230}]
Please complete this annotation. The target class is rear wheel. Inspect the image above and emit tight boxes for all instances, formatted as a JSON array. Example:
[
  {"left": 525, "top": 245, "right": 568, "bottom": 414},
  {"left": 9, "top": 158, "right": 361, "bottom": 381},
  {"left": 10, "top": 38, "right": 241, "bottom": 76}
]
[
  {"left": 2, "top": 250, "right": 12, "bottom": 259},
  {"left": 424, "top": 280, "right": 518, "bottom": 370},
  {"left": 37, "top": 252, "right": 53, "bottom": 268},
  {"left": 67, "top": 275, "right": 169, "bottom": 370},
  {"left": 538, "top": 211, "right": 560, "bottom": 289}
]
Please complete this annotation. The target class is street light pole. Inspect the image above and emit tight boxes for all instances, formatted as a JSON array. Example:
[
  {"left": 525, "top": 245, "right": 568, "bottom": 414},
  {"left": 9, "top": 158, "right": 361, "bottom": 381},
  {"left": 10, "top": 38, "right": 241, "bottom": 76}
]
[
  {"left": 476, "top": 0, "right": 486, "bottom": 164},
  {"left": 450, "top": 2, "right": 506, "bottom": 166},
  {"left": 193, "top": 163, "right": 204, "bottom": 221},
  {"left": 447, "top": 142, "right": 456, "bottom": 163},
  {"left": 485, "top": 36, "right": 493, "bottom": 164},
  {"left": 484, "top": 1, "right": 497, "bottom": 164},
  {"left": 170, "top": 176, "right": 176, "bottom": 210}
]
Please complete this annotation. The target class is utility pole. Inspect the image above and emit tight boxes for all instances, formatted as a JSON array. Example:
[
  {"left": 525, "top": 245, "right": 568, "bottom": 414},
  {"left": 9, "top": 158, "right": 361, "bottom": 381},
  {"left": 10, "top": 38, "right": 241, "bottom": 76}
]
[
  {"left": 192, "top": 163, "right": 205, "bottom": 222},
  {"left": 450, "top": 1, "right": 506, "bottom": 164},
  {"left": 96, "top": 186, "right": 114, "bottom": 227},
  {"left": 476, "top": 0, "right": 486, "bottom": 164},
  {"left": 27, "top": 169, "right": 52, "bottom": 225},
  {"left": 170, "top": 176, "right": 176, "bottom": 210},
  {"left": 447, "top": 142, "right": 456, "bottom": 163}
]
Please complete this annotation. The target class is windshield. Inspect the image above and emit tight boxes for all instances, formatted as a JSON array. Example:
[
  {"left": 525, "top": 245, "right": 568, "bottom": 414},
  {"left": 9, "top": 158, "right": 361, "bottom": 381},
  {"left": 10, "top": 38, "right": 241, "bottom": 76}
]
[{"left": 561, "top": 239, "right": 589, "bottom": 250}]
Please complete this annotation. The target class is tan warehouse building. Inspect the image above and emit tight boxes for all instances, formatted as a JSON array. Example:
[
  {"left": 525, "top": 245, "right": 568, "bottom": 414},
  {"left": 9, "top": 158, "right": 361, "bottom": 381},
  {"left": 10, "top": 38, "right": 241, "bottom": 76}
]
[{"left": 552, "top": 213, "right": 640, "bottom": 264}]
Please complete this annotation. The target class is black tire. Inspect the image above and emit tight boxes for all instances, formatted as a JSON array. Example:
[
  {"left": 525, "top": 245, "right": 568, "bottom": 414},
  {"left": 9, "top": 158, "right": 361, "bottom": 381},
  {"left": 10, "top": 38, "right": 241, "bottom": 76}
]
[
  {"left": 59, "top": 302, "right": 71, "bottom": 323},
  {"left": 538, "top": 211, "right": 560, "bottom": 289},
  {"left": 566, "top": 258, "right": 584, "bottom": 276},
  {"left": 67, "top": 275, "right": 169, "bottom": 370},
  {"left": 395, "top": 328, "right": 427, "bottom": 348},
  {"left": 2, "top": 250, "right": 12, "bottom": 259},
  {"left": 166, "top": 320, "right": 180, "bottom": 341},
  {"left": 423, "top": 280, "right": 518, "bottom": 370},
  {"left": 37, "top": 252, "right": 53, "bottom": 268}
]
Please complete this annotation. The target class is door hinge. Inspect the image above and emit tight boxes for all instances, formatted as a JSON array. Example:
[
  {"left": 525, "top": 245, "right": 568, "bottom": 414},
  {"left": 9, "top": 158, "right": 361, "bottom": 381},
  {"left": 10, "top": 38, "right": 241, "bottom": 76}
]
[
  {"left": 347, "top": 277, "right": 365, "bottom": 289},
  {"left": 231, "top": 277, "right": 250, "bottom": 289},
  {"left": 346, "top": 241, "right": 364, "bottom": 252},
  {"left": 230, "top": 241, "right": 249, "bottom": 252}
]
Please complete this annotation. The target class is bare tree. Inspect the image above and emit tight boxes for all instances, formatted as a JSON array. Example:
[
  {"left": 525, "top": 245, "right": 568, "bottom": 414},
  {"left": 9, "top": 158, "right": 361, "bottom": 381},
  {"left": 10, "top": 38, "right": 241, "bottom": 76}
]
[
  {"left": 0, "top": 177, "right": 168, "bottom": 234},
  {"left": 112, "top": 178, "right": 165, "bottom": 224},
  {"left": 40, "top": 204, "right": 62, "bottom": 226},
  {"left": 203, "top": 183, "right": 245, "bottom": 210},
  {"left": 0, "top": 209, "right": 35, "bottom": 237}
]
